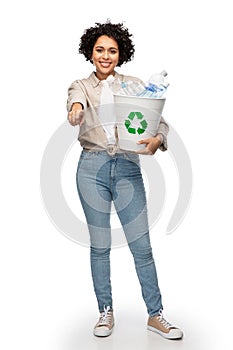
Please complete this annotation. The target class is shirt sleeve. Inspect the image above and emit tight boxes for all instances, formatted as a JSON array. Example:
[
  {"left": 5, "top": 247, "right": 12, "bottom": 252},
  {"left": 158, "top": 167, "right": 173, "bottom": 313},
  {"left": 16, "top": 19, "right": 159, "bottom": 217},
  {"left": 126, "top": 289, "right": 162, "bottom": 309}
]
[
  {"left": 66, "top": 80, "right": 87, "bottom": 112},
  {"left": 156, "top": 116, "right": 169, "bottom": 151}
]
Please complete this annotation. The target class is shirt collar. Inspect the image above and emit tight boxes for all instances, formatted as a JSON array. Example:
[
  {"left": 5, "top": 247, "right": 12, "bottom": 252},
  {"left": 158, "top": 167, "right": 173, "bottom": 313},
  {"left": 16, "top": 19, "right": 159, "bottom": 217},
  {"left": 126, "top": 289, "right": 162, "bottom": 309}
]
[{"left": 88, "top": 71, "right": 121, "bottom": 87}]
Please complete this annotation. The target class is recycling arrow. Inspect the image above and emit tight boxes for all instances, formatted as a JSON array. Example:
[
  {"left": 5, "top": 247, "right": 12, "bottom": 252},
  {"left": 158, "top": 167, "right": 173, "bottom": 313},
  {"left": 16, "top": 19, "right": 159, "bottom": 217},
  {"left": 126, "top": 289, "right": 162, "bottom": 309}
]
[{"left": 125, "top": 111, "right": 148, "bottom": 135}]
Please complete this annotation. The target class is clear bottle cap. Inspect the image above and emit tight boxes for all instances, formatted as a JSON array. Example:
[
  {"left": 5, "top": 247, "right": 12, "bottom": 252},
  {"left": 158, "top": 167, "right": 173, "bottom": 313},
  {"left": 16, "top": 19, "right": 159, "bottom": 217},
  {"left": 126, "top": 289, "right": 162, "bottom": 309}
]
[{"left": 160, "top": 70, "right": 168, "bottom": 77}]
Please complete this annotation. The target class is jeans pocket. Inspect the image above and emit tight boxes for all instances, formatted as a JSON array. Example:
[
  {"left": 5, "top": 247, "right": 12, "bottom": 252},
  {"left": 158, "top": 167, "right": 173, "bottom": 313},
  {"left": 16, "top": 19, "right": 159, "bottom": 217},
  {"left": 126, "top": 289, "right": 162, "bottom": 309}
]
[
  {"left": 77, "top": 150, "right": 95, "bottom": 173},
  {"left": 124, "top": 153, "right": 140, "bottom": 166},
  {"left": 80, "top": 150, "right": 93, "bottom": 159}
]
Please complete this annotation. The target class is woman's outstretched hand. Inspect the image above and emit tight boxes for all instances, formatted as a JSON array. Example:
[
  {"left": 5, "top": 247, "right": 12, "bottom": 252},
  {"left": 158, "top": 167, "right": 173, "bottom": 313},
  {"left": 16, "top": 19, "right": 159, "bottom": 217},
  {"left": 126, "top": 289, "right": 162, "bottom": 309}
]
[
  {"left": 68, "top": 103, "right": 84, "bottom": 126},
  {"left": 136, "top": 134, "right": 163, "bottom": 155}
]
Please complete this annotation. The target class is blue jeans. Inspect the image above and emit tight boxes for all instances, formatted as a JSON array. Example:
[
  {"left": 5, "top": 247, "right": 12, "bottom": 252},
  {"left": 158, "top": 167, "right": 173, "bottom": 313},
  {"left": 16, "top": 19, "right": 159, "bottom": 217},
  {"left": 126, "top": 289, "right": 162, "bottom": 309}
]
[{"left": 76, "top": 150, "right": 163, "bottom": 317}]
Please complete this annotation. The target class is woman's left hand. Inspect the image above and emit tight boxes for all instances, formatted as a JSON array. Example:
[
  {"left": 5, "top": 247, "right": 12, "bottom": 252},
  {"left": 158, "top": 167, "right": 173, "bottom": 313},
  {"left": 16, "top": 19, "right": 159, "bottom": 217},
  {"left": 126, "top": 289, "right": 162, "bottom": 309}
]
[{"left": 136, "top": 134, "right": 163, "bottom": 155}]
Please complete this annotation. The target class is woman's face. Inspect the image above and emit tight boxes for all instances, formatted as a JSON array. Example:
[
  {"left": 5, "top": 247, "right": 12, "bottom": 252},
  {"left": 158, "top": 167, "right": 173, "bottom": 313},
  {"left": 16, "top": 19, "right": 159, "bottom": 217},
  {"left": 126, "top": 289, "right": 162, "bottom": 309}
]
[{"left": 91, "top": 35, "right": 119, "bottom": 80}]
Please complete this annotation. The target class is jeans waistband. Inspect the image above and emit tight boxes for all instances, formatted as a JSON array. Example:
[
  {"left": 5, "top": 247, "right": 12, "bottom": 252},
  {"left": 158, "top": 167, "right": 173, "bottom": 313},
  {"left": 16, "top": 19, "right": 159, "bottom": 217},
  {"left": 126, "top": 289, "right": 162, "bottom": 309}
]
[{"left": 83, "top": 144, "right": 126, "bottom": 156}]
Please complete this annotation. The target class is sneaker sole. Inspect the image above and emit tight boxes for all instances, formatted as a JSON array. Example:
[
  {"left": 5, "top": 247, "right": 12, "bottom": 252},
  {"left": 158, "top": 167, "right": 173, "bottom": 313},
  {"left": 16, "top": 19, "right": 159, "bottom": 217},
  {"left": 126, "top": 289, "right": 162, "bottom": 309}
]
[
  {"left": 93, "top": 327, "right": 113, "bottom": 337},
  {"left": 147, "top": 325, "right": 183, "bottom": 340}
]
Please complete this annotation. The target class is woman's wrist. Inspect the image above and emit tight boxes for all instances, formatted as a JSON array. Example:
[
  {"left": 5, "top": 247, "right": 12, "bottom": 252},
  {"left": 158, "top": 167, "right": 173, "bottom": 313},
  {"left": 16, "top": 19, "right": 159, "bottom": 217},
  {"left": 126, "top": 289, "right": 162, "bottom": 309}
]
[{"left": 155, "top": 133, "right": 164, "bottom": 144}]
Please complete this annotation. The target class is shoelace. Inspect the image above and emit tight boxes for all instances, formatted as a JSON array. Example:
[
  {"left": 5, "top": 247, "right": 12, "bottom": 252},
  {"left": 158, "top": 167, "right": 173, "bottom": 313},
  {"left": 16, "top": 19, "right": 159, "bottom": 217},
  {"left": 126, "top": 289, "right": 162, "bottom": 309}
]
[
  {"left": 98, "top": 306, "right": 112, "bottom": 326},
  {"left": 157, "top": 310, "right": 173, "bottom": 329}
]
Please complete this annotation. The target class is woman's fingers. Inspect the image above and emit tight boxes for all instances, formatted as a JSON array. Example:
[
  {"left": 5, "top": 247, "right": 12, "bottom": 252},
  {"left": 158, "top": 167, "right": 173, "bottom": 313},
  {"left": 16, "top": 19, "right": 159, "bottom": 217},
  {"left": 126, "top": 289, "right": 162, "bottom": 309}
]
[{"left": 68, "top": 110, "right": 84, "bottom": 126}]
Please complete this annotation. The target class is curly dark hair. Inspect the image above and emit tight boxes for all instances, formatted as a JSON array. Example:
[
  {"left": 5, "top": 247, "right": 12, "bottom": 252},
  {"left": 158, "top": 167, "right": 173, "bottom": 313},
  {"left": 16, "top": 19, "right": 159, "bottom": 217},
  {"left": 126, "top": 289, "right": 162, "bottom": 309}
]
[{"left": 79, "top": 20, "right": 135, "bottom": 67}]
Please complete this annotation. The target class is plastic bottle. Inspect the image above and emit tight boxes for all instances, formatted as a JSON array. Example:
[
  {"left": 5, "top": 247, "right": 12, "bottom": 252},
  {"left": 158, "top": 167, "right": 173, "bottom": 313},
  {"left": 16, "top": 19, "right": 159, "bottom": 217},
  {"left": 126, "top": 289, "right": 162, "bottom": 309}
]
[
  {"left": 154, "top": 82, "right": 170, "bottom": 98},
  {"left": 117, "top": 82, "right": 129, "bottom": 95},
  {"left": 149, "top": 70, "right": 168, "bottom": 88},
  {"left": 118, "top": 81, "right": 145, "bottom": 96},
  {"left": 140, "top": 70, "right": 168, "bottom": 97}
]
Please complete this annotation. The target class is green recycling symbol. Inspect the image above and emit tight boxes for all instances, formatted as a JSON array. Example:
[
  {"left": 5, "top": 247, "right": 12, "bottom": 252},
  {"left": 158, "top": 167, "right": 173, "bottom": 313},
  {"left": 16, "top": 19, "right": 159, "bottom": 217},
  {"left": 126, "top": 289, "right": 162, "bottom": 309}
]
[{"left": 125, "top": 111, "right": 148, "bottom": 135}]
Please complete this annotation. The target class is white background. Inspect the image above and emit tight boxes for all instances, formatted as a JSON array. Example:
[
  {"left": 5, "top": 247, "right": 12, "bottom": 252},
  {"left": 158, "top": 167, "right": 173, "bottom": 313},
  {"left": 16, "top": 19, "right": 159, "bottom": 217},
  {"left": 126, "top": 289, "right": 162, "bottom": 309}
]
[{"left": 0, "top": 1, "right": 232, "bottom": 349}]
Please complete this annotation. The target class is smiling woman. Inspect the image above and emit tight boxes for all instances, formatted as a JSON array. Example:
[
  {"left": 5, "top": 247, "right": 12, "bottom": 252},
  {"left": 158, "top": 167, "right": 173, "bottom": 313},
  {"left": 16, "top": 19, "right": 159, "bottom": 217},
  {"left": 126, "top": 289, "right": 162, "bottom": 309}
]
[{"left": 65, "top": 20, "right": 183, "bottom": 340}]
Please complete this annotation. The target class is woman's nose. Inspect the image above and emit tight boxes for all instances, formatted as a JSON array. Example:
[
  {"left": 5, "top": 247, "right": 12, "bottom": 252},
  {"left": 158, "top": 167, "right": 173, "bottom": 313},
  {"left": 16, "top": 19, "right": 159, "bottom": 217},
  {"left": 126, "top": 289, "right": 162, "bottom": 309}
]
[{"left": 103, "top": 50, "right": 109, "bottom": 59}]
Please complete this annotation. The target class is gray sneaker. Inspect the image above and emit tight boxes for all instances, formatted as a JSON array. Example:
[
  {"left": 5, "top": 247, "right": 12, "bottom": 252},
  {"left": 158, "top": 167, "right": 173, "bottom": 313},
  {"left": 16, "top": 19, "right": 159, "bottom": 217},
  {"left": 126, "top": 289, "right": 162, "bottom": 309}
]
[
  {"left": 93, "top": 306, "right": 114, "bottom": 337},
  {"left": 147, "top": 310, "right": 183, "bottom": 340}
]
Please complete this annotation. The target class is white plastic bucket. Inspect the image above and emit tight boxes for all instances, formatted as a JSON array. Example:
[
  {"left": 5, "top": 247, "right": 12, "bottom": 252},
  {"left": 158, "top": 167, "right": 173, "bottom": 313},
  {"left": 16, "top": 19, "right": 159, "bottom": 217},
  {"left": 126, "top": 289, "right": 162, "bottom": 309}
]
[{"left": 114, "top": 94, "right": 166, "bottom": 152}]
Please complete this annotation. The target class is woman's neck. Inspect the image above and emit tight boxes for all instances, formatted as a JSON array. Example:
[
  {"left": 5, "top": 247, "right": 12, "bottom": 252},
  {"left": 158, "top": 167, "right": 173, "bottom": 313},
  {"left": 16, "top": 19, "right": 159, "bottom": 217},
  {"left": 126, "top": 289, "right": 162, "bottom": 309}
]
[{"left": 95, "top": 71, "right": 116, "bottom": 81}]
